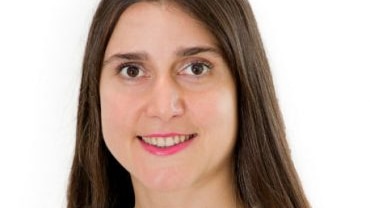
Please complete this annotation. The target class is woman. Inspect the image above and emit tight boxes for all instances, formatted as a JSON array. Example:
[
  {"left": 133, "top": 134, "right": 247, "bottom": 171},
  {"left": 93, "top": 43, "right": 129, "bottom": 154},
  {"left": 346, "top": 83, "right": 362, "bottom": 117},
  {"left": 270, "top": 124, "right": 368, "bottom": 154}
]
[{"left": 68, "top": 0, "right": 310, "bottom": 207}]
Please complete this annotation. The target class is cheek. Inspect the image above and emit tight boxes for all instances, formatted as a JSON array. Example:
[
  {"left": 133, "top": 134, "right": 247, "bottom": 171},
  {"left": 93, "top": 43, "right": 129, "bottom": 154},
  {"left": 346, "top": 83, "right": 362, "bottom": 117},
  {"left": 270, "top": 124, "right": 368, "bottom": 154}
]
[
  {"left": 100, "top": 82, "right": 143, "bottom": 136},
  {"left": 100, "top": 86, "right": 141, "bottom": 170},
  {"left": 190, "top": 86, "right": 237, "bottom": 137},
  {"left": 101, "top": 92, "right": 130, "bottom": 138},
  {"left": 100, "top": 91, "right": 126, "bottom": 147}
]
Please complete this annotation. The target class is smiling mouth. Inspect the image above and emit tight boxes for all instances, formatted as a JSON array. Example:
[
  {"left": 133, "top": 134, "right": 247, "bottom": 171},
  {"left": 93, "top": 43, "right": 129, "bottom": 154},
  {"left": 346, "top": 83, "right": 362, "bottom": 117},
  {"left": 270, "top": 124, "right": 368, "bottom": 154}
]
[{"left": 137, "top": 133, "right": 197, "bottom": 148}]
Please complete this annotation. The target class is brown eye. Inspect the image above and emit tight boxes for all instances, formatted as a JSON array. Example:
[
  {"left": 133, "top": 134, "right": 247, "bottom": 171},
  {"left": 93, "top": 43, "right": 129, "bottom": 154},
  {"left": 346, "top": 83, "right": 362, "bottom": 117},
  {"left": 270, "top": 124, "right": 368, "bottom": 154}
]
[
  {"left": 120, "top": 64, "right": 144, "bottom": 78},
  {"left": 181, "top": 62, "right": 212, "bottom": 76},
  {"left": 191, "top": 63, "right": 206, "bottom": 75}
]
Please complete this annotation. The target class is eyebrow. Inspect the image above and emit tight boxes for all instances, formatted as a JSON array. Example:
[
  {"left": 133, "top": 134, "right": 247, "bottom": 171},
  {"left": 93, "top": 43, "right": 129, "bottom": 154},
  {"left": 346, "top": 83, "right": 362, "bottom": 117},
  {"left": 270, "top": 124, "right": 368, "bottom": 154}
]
[
  {"left": 103, "top": 52, "right": 148, "bottom": 65},
  {"left": 103, "top": 46, "right": 222, "bottom": 65},
  {"left": 176, "top": 46, "right": 221, "bottom": 57}
]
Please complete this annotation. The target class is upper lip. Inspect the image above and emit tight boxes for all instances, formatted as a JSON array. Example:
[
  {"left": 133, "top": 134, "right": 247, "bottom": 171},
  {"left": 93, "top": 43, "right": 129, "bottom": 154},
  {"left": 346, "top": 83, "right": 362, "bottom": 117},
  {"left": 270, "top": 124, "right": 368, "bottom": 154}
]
[{"left": 138, "top": 132, "right": 196, "bottom": 138}]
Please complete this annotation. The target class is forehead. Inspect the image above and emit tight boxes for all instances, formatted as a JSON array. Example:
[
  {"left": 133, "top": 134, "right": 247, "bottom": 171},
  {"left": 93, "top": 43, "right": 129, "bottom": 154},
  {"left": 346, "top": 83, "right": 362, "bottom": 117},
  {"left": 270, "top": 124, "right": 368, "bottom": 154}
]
[
  {"left": 104, "top": 2, "right": 219, "bottom": 58},
  {"left": 119, "top": 1, "right": 202, "bottom": 31}
]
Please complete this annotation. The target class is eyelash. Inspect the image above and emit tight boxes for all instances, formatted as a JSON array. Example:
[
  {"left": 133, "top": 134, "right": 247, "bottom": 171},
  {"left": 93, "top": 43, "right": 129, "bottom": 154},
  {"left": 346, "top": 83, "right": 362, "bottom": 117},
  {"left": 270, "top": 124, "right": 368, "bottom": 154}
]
[
  {"left": 115, "top": 60, "right": 214, "bottom": 79},
  {"left": 116, "top": 62, "right": 141, "bottom": 72},
  {"left": 116, "top": 62, "right": 145, "bottom": 78},
  {"left": 181, "top": 60, "right": 213, "bottom": 75}
]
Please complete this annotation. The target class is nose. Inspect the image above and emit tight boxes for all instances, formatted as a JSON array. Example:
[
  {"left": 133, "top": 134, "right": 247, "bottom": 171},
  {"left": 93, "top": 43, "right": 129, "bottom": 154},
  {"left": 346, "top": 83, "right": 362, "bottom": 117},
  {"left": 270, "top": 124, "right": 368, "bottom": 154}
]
[{"left": 145, "top": 76, "right": 185, "bottom": 121}]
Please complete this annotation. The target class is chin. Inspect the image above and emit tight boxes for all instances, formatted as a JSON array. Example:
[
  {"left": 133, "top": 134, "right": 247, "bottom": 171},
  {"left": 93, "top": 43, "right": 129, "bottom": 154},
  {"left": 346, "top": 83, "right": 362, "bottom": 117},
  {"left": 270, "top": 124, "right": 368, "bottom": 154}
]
[{"left": 134, "top": 167, "right": 194, "bottom": 192}]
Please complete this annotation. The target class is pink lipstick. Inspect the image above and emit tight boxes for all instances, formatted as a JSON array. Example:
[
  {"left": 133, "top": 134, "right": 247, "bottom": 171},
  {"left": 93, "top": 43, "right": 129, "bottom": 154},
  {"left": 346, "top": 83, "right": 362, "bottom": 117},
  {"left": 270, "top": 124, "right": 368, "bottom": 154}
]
[{"left": 138, "top": 133, "right": 197, "bottom": 156}]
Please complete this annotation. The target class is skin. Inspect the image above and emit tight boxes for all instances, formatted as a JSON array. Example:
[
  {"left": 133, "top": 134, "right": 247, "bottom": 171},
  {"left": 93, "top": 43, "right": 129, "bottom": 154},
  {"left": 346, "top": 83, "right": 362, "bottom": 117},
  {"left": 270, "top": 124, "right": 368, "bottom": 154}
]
[{"left": 100, "top": 2, "right": 239, "bottom": 208}]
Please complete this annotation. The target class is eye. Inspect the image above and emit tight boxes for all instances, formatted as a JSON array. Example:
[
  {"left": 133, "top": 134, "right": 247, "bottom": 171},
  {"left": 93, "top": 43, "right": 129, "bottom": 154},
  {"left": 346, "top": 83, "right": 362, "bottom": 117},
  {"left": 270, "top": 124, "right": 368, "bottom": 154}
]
[
  {"left": 180, "top": 62, "right": 212, "bottom": 76},
  {"left": 119, "top": 64, "right": 145, "bottom": 79}
]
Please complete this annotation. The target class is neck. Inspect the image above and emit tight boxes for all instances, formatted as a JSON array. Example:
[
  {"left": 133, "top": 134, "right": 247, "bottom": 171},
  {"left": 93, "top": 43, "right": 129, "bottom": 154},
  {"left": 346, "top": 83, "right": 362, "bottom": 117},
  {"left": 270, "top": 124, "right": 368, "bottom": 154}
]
[{"left": 132, "top": 164, "right": 241, "bottom": 208}]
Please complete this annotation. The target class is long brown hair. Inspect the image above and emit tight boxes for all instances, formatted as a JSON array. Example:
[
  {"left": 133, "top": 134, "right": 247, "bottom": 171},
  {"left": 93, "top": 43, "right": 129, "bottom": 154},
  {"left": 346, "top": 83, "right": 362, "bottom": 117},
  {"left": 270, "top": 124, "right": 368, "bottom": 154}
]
[{"left": 67, "top": 0, "right": 310, "bottom": 207}]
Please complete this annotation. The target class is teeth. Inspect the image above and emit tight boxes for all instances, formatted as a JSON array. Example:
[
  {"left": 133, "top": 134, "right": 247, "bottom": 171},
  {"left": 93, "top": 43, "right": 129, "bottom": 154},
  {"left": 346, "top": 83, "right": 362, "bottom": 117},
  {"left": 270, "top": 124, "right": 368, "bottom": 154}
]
[
  {"left": 151, "top": 137, "right": 157, "bottom": 145},
  {"left": 143, "top": 137, "right": 149, "bottom": 143},
  {"left": 157, "top": 138, "right": 165, "bottom": 147},
  {"left": 165, "top": 138, "right": 175, "bottom": 146},
  {"left": 174, "top": 136, "right": 180, "bottom": 144},
  {"left": 141, "top": 134, "right": 194, "bottom": 148}
]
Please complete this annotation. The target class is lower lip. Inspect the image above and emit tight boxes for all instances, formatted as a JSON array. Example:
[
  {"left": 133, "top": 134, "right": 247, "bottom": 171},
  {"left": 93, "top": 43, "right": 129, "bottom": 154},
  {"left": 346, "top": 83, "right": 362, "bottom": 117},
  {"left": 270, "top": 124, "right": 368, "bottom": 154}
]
[{"left": 139, "top": 136, "right": 195, "bottom": 156}]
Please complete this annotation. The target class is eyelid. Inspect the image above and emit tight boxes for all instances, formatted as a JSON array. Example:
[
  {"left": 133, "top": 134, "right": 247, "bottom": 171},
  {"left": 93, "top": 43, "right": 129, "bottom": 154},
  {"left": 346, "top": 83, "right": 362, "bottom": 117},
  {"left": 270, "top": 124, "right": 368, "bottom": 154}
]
[
  {"left": 117, "top": 62, "right": 147, "bottom": 79},
  {"left": 179, "top": 60, "right": 213, "bottom": 76},
  {"left": 183, "top": 60, "right": 213, "bottom": 70},
  {"left": 116, "top": 62, "right": 143, "bottom": 72},
  {"left": 113, "top": 59, "right": 213, "bottom": 76}
]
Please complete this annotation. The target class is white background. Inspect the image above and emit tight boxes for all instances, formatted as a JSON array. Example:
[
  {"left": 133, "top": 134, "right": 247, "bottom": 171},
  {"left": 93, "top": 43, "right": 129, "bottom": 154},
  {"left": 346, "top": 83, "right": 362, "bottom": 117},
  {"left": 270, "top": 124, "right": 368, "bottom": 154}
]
[{"left": 0, "top": 0, "right": 369, "bottom": 207}]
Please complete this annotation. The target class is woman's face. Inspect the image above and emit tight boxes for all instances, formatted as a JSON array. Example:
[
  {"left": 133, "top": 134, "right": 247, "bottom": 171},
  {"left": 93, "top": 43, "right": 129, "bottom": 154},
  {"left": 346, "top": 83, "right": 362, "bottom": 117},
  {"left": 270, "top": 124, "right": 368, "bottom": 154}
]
[{"left": 100, "top": 2, "right": 237, "bottom": 191}]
